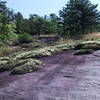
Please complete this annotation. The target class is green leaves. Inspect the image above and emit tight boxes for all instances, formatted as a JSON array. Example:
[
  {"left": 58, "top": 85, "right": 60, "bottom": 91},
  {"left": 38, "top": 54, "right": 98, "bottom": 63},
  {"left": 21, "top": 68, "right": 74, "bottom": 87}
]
[
  {"left": 18, "top": 33, "right": 33, "bottom": 44},
  {"left": 60, "top": 0, "right": 100, "bottom": 37}
]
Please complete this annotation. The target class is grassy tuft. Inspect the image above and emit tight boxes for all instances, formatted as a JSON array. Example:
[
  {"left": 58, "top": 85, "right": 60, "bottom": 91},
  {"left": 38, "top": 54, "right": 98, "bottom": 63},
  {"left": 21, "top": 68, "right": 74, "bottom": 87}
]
[{"left": 82, "top": 33, "right": 100, "bottom": 41}]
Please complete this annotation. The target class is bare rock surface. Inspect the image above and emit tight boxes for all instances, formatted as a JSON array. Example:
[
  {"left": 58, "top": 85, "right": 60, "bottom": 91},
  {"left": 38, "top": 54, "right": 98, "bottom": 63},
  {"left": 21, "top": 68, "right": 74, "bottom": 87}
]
[{"left": 0, "top": 50, "right": 100, "bottom": 100}]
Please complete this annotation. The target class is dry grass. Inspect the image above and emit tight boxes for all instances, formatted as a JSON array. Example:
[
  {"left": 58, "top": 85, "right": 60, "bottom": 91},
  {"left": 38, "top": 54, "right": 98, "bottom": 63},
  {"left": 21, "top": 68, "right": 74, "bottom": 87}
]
[
  {"left": 82, "top": 32, "right": 100, "bottom": 41},
  {"left": 39, "top": 34, "right": 57, "bottom": 38},
  {"left": 0, "top": 44, "right": 23, "bottom": 57},
  {"left": 58, "top": 37, "right": 75, "bottom": 45},
  {"left": 0, "top": 45, "right": 10, "bottom": 56}
]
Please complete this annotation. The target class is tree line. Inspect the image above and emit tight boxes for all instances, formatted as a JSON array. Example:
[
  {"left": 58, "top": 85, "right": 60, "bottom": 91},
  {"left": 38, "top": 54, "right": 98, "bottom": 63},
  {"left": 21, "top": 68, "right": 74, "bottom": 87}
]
[
  {"left": 0, "top": 0, "right": 100, "bottom": 43},
  {"left": 0, "top": 0, "right": 62, "bottom": 43}
]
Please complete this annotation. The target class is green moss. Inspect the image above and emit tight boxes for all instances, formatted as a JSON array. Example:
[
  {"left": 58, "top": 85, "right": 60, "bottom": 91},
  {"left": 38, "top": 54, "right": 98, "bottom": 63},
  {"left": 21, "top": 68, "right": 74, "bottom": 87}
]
[
  {"left": 0, "top": 57, "right": 10, "bottom": 61},
  {"left": 74, "top": 49, "right": 94, "bottom": 55},
  {"left": 18, "top": 33, "right": 33, "bottom": 44},
  {"left": 82, "top": 44, "right": 100, "bottom": 50},
  {"left": 75, "top": 41, "right": 100, "bottom": 50},
  {"left": 0, "top": 58, "right": 42, "bottom": 73},
  {"left": 0, "top": 62, "right": 14, "bottom": 72},
  {"left": 11, "top": 59, "right": 42, "bottom": 74},
  {"left": 0, "top": 42, "right": 75, "bottom": 74},
  {"left": 14, "top": 43, "right": 71, "bottom": 60}
]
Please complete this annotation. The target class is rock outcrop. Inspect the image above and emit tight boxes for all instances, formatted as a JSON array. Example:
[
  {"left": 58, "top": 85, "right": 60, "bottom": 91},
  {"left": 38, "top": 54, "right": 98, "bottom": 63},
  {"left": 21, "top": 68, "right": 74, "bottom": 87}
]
[{"left": 0, "top": 43, "right": 71, "bottom": 74}]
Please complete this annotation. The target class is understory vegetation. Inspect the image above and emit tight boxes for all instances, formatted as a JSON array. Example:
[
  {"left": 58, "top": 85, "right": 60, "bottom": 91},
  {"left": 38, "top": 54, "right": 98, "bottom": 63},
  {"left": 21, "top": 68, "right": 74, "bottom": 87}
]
[
  {"left": 0, "top": 0, "right": 100, "bottom": 74},
  {"left": 0, "top": 0, "right": 100, "bottom": 44}
]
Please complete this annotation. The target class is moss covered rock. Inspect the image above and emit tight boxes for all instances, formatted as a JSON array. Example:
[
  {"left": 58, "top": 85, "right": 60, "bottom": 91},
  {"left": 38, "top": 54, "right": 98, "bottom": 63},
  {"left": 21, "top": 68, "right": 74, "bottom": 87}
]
[
  {"left": 0, "top": 58, "right": 42, "bottom": 73},
  {"left": 74, "top": 49, "right": 94, "bottom": 55},
  {"left": 0, "top": 60, "right": 8, "bottom": 66},
  {"left": 0, "top": 59, "right": 27, "bottom": 72},
  {"left": 75, "top": 41, "right": 100, "bottom": 50},
  {"left": 0, "top": 57, "right": 10, "bottom": 71},
  {"left": 14, "top": 46, "right": 64, "bottom": 60},
  {"left": 0, "top": 57, "right": 10, "bottom": 61},
  {"left": 0, "top": 43, "right": 72, "bottom": 74},
  {"left": 14, "top": 48, "right": 52, "bottom": 60},
  {"left": 82, "top": 43, "right": 100, "bottom": 50},
  {"left": 11, "top": 59, "right": 42, "bottom": 74}
]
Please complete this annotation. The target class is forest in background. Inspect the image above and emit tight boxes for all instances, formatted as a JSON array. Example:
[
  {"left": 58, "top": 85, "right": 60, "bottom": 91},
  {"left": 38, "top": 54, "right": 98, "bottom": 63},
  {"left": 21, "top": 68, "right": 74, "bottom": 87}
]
[{"left": 0, "top": 0, "right": 100, "bottom": 45}]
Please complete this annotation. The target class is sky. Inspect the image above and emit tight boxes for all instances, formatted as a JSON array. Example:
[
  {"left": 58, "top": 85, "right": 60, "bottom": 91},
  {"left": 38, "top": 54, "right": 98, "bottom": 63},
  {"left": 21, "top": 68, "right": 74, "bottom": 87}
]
[{"left": 6, "top": 0, "right": 100, "bottom": 18}]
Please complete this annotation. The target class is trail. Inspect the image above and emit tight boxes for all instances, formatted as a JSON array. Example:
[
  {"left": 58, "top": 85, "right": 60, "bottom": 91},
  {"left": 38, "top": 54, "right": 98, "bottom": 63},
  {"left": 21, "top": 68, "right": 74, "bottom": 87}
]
[{"left": 0, "top": 50, "right": 100, "bottom": 100}]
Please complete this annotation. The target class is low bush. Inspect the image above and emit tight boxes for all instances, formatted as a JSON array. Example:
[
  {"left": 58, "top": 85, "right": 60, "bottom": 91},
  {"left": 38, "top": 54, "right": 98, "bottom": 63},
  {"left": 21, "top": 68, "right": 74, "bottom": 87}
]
[{"left": 18, "top": 33, "right": 33, "bottom": 44}]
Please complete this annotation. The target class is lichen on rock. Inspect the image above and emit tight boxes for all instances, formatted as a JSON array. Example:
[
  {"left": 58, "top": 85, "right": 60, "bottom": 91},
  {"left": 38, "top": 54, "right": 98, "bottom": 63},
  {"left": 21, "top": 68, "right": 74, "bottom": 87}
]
[
  {"left": 0, "top": 58, "right": 43, "bottom": 74},
  {"left": 75, "top": 41, "right": 100, "bottom": 50},
  {"left": 11, "top": 59, "right": 42, "bottom": 74},
  {"left": 0, "top": 43, "right": 72, "bottom": 74},
  {"left": 74, "top": 41, "right": 100, "bottom": 55},
  {"left": 74, "top": 49, "right": 94, "bottom": 55}
]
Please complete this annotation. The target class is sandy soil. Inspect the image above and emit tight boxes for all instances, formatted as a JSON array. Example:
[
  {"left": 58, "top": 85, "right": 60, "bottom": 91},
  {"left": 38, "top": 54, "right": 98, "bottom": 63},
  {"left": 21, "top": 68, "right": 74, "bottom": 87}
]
[{"left": 0, "top": 50, "right": 100, "bottom": 100}]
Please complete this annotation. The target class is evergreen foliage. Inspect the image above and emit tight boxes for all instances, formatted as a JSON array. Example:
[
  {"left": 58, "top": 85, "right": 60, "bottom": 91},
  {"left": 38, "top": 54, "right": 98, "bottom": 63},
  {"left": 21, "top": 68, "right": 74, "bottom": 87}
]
[{"left": 59, "top": 0, "right": 100, "bottom": 37}]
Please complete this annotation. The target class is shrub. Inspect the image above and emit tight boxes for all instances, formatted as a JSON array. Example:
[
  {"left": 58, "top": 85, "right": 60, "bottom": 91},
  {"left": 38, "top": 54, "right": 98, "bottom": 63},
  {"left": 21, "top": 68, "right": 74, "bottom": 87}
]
[
  {"left": 0, "top": 22, "right": 18, "bottom": 44},
  {"left": 18, "top": 33, "right": 33, "bottom": 44},
  {"left": 0, "top": 34, "right": 6, "bottom": 41}
]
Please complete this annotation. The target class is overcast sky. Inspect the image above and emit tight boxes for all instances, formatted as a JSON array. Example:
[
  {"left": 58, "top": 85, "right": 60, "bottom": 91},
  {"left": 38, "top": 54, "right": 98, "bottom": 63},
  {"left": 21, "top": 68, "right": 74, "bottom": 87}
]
[{"left": 6, "top": 0, "right": 100, "bottom": 18}]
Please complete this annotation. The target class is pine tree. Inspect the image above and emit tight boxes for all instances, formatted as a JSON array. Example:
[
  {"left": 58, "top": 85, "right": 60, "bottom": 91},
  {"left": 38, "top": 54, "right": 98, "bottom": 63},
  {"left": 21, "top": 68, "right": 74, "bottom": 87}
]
[{"left": 59, "top": 0, "right": 100, "bottom": 37}]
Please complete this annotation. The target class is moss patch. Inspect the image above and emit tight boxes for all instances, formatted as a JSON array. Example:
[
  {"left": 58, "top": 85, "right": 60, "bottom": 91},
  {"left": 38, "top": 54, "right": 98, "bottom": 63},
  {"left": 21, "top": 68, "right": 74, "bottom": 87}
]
[
  {"left": 74, "top": 49, "right": 94, "bottom": 55},
  {"left": 0, "top": 58, "right": 42, "bottom": 73},
  {"left": 14, "top": 44, "right": 71, "bottom": 60},
  {"left": 11, "top": 59, "right": 42, "bottom": 75},
  {"left": 75, "top": 41, "right": 100, "bottom": 50}
]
